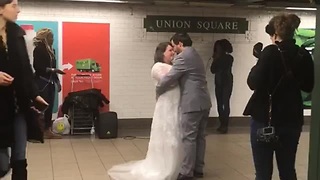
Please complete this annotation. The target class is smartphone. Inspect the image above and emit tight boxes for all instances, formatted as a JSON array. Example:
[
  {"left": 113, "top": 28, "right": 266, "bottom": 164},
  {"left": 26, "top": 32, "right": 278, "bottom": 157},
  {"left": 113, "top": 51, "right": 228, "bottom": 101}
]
[
  {"left": 33, "top": 101, "right": 49, "bottom": 112},
  {"left": 262, "top": 127, "right": 274, "bottom": 135}
]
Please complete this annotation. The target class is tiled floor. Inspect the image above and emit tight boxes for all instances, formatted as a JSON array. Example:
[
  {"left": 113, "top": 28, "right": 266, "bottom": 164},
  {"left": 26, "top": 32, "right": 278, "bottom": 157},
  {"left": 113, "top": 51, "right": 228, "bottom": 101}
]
[{"left": 1, "top": 127, "right": 310, "bottom": 180}]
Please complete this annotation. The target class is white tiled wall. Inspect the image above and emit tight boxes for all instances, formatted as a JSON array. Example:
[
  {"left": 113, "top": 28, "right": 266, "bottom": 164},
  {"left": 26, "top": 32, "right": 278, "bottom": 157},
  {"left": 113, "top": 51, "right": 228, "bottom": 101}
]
[{"left": 19, "top": 1, "right": 316, "bottom": 119}]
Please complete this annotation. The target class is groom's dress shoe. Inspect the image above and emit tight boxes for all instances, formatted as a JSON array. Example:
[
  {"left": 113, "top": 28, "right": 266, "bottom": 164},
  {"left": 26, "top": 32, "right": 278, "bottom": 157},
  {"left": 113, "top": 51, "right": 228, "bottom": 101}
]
[
  {"left": 194, "top": 171, "right": 204, "bottom": 178},
  {"left": 177, "top": 174, "right": 194, "bottom": 180}
]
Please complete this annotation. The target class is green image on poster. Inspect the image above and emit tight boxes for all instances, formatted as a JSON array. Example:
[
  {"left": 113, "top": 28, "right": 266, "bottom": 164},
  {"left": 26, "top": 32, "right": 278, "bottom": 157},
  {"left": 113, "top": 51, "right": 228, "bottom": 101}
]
[
  {"left": 75, "top": 58, "right": 101, "bottom": 73},
  {"left": 295, "top": 29, "right": 315, "bottom": 109}
]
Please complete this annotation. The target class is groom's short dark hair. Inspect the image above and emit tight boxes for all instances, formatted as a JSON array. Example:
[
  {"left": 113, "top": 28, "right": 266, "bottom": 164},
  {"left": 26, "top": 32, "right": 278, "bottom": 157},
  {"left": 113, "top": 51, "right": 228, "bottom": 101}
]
[
  {"left": 0, "top": 0, "right": 13, "bottom": 6},
  {"left": 170, "top": 32, "right": 193, "bottom": 47}
]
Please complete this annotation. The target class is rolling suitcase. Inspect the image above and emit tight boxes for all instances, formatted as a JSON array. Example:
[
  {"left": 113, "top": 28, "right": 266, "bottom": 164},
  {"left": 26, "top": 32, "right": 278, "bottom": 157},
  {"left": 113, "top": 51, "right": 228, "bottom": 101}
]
[{"left": 96, "top": 111, "right": 118, "bottom": 139}]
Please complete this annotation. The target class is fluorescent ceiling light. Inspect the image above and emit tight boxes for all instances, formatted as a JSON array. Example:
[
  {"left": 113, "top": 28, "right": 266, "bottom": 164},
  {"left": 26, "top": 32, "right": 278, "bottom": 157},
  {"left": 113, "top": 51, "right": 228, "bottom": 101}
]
[
  {"left": 68, "top": 0, "right": 129, "bottom": 3},
  {"left": 286, "top": 7, "right": 317, "bottom": 11},
  {"left": 154, "top": 1, "right": 186, "bottom": 5},
  {"left": 247, "top": 5, "right": 264, "bottom": 8},
  {"left": 189, "top": 2, "right": 233, "bottom": 7}
]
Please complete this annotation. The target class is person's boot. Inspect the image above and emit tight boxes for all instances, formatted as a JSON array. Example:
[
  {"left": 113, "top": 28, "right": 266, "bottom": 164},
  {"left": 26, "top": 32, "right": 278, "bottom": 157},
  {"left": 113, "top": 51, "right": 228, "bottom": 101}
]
[
  {"left": 217, "top": 126, "right": 228, "bottom": 134},
  {"left": 217, "top": 117, "right": 228, "bottom": 134},
  {"left": 11, "top": 159, "right": 27, "bottom": 180},
  {"left": 44, "top": 130, "right": 62, "bottom": 139}
]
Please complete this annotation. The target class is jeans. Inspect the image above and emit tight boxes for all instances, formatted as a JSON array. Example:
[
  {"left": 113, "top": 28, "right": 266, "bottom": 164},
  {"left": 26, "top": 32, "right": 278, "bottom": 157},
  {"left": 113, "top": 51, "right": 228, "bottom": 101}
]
[
  {"left": 250, "top": 119, "right": 301, "bottom": 180},
  {"left": 0, "top": 114, "right": 27, "bottom": 172},
  {"left": 215, "top": 84, "right": 232, "bottom": 128}
]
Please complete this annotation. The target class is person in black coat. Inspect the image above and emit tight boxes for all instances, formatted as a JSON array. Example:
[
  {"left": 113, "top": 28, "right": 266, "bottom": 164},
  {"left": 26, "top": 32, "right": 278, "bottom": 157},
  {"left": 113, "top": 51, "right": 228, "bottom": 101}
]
[
  {"left": 210, "top": 39, "right": 234, "bottom": 134},
  {"left": 33, "top": 28, "right": 64, "bottom": 139},
  {"left": 0, "top": 0, "right": 48, "bottom": 179},
  {"left": 243, "top": 13, "right": 314, "bottom": 180}
]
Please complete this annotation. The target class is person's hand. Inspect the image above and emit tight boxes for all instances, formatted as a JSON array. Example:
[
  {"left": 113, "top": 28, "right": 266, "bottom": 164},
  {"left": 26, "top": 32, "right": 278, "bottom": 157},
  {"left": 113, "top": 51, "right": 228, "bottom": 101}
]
[
  {"left": 55, "top": 69, "right": 66, "bottom": 75},
  {"left": 46, "top": 67, "right": 54, "bottom": 72},
  {"left": 35, "top": 96, "right": 48, "bottom": 106},
  {"left": 46, "top": 68, "right": 66, "bottom": 75},
  {"left": 30, "top": 106, "right": 42, "bottom": 114},
  {"left": 0, "top": 71, "right": 14, "bottom": 86},
  {"left": 253, "top": 42, "right": 263, "bottom": 59},
  {"left": 56, "top": 82, "right": 62, "bottom": 92}
]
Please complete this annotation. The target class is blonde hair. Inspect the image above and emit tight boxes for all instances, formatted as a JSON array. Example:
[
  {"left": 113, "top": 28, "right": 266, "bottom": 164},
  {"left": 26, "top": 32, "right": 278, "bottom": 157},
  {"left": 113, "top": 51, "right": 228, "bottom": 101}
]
[{"left": 33, "top": 28, "right": 55, "bottom": 60}]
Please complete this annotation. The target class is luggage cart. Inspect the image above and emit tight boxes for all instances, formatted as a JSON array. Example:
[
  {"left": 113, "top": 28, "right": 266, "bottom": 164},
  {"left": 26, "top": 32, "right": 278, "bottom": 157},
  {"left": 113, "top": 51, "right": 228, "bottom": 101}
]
[
  {"left": 71, "top": 74, "right": 94, "bottom": 92},
  {"left": 69, "top": 74, "right": 95, "bottom": 135}
]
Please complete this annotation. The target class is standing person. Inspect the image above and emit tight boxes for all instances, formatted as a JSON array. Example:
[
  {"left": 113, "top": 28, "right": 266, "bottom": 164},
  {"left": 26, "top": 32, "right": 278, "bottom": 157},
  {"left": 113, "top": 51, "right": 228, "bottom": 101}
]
[
  {"left": 0, "top": 0, "right": 48, "bottom": 179},
  {"left": 244, "top": 13, "right": 314, "bottom": 180},
  {"left": 108, "top": 42, "right": 184, "bottom": 180},
  {"left": 210, "top": 39, "right": 234, "bottom": 134},
  {"left": 33, "top": 28, "right": 64, "bottom": 139},
  {"left": 157, "top": 32, "right": 212, "bottom": 180}
]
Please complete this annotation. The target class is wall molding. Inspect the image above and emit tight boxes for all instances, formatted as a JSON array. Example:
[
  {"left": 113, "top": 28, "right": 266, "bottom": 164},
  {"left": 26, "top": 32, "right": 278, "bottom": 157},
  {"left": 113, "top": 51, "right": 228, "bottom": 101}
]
[{"left": 118, "top": 116, "right": 311, "bottom": 129}]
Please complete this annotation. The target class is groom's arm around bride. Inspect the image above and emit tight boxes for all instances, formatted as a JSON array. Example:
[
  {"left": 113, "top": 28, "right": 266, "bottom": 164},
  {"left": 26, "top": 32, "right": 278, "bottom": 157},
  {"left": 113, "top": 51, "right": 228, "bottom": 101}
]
[{"left": 156, "top": 55, "right": 185, "bottom": 96}]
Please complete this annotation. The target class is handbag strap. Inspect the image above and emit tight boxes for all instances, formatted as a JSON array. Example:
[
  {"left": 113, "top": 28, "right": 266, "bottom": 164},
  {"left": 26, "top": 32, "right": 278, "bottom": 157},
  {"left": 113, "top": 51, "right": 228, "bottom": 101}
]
[{"left": 267, "top": 45, "right": 297, "bottom": 126}]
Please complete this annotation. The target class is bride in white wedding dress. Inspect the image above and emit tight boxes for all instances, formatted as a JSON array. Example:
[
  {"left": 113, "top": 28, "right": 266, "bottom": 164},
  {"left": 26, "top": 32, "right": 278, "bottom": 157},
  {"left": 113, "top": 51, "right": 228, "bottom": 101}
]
[{"left": 108, "top": 42, "right": 184, "bottom": 180}]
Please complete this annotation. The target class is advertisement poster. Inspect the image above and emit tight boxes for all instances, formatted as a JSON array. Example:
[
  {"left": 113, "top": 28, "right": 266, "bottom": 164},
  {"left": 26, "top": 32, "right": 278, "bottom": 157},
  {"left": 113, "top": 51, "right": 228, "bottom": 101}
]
[
  {"left": 62, "top": 22, "right": 110, "bottom": 111},
  {"left": 17, "top": 20, "right": 60, "bottom": 113},
  {"left": 295, "top": 29, "right": 315, "bottom": 109}
]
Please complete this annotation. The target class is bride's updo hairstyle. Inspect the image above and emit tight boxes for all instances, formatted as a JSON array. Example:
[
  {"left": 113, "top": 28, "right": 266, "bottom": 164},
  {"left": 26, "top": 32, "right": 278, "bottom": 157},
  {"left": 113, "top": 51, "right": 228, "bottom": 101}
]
[
  {"left": 265, "top": 13, "right": 300, "bottom": 40},
  {"left": 154, "top": 42, "right": 172, "bottom": 64}
]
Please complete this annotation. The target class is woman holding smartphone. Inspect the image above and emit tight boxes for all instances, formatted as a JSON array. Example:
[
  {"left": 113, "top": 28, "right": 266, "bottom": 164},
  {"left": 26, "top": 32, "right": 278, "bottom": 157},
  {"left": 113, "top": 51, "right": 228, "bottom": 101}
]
[
  {"left": 33, "top": 28, "right": 64, "bottom": 139},
  {"left": 0, "top": 0, "right": 48, "bottom": 179}
]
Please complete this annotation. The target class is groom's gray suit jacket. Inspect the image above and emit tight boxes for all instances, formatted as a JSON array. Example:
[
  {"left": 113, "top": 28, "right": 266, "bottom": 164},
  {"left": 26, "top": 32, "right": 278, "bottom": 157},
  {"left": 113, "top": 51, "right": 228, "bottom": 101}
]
[{"left": 156, "top": 47, "right": 212, "bottom": 113}]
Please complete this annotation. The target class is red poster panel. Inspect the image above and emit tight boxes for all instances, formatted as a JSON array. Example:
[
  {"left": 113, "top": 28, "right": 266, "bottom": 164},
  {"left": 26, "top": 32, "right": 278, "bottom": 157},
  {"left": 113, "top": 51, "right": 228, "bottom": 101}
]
[{"left": 62, "top": 22, "right": 110, "bottom": 111}]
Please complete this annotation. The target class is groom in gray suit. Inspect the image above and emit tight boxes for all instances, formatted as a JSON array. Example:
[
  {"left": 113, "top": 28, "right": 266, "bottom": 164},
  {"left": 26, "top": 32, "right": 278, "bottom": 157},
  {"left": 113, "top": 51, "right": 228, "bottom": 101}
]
[{"left": 156, "top": 32, "right": 212, "bottom": 180}]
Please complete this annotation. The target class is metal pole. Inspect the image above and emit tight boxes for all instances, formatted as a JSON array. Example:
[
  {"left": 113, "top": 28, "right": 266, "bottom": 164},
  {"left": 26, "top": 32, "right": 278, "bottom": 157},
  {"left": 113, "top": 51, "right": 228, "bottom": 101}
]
[{"left": 308, "top": 4, "right": 320, "bottom": 180}]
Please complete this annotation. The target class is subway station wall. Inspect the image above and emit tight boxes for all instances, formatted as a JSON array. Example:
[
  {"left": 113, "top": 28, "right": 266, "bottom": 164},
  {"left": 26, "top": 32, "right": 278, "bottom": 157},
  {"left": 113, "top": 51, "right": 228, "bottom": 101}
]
[{"left": 18, "top": 1, "right": 316, "bottom": 118}]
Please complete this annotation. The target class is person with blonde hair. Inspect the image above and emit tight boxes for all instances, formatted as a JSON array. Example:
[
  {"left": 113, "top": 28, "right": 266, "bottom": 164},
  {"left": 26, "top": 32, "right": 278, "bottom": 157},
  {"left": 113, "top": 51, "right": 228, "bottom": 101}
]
[
  {"left": 244, "top": 13, "right": 314, "bottom": 180},
  {"left": 0, "top": 0, "right": 48, "bottom": 179},
  {"left": 33, "top": 27, "right": 64, "bottom": 139}
]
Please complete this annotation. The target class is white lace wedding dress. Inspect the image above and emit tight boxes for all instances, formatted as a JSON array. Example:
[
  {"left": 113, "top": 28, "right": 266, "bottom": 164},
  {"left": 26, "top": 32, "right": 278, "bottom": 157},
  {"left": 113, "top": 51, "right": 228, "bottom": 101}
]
[{"left": 108, "top": 62, "right": 184, "bottom": 180}]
